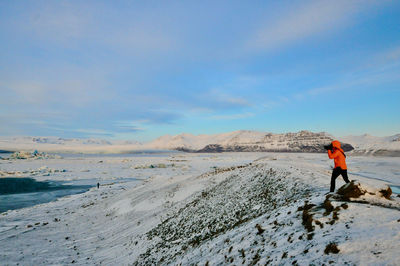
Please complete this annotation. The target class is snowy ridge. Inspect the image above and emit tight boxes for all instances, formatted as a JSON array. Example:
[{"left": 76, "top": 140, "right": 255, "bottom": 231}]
[{"left": 136, "top": 165, "right": 310, "bottom": 265}]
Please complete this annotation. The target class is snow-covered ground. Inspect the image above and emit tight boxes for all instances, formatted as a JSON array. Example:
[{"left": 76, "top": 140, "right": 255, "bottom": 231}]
[{"left": 0, "top": 152, "right": 399, "bottom": 265}]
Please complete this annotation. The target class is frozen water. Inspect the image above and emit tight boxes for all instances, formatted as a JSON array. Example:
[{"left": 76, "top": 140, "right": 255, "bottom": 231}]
[{"left": 0, "top": 178, "right": 92, "bottom": 213}]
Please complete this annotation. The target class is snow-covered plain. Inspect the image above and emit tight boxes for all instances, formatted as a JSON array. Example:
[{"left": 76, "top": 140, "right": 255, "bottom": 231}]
[{"left": 0, "top": 152, "right": 399, "bottom": 265}]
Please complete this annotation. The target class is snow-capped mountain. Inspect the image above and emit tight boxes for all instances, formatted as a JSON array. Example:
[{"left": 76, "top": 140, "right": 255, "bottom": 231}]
[
  {"left": 0, "top": 136, "right": 142, "bottom": 153},
  {"left": 146, "top": 130, "right": 353, "bottom": 153},
  {"left": 145, "top": 131, "right": 268, "bottom": 151}
]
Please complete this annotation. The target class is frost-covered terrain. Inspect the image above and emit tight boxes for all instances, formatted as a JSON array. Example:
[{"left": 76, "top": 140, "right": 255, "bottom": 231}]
[{"left": 1, "top": 152, "right": 399, "bottom": 265}]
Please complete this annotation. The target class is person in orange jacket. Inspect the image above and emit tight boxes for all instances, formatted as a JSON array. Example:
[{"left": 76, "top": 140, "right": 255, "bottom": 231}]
[{"left": 324, "top": 140, "right": 350, "bottom": 192}]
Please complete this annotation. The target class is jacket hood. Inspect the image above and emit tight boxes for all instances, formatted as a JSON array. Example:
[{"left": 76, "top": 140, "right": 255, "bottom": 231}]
[{"left": 331, "top": 140, "right": 344, "bottom": 152}]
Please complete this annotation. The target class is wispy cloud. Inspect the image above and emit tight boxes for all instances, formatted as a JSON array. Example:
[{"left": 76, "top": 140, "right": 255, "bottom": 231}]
[
  {"left": 298, "top": 65, "right": 400, "bottom": 99},
  {"left": 199, "top": 89, "right": 251, "bottom": 110},
  {"left": 364, "top": 45, "right": 400, "bottom": 70},
  {"left": 113, "top": 121, "right": 145, "bottom": 132},
  {"left": 25, "top": 2, "right": 89, "bottom": 41},
  {"left": 65, "top": 128, "right": 115, "bottom": 137},
  {"left": 210, "top": 112, "right": 255, "bottom": 120},
  {"left": 247, "top": 0, "right": 379, "bottom": 52},
  {"left": 0, "top": 64, "right": 113, "bottom": 108},
  {"left": 11, "top": 1, "right": 178, "bottom": 54}
]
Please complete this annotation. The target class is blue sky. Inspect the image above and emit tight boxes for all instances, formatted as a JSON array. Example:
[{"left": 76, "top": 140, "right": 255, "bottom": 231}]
[{"left": 1, "top": 0, "right": 399, "bottom": 141}]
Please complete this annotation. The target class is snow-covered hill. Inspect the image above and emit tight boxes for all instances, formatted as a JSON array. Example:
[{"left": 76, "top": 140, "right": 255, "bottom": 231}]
[{"left": 341, "top": 134, "right": 400, "bottom": 156}]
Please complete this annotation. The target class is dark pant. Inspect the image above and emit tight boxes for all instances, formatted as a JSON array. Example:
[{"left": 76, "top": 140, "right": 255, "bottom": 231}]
[{"left": 330, "top": 167, "right": 350, "bottom": 192}]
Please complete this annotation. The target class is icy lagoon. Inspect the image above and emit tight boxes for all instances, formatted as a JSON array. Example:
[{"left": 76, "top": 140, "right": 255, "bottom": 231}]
[
  {"left": 0, "top": 178, "right": 91, "bottom": 213},
  {"left": 0, "top": 151, "right": 172, "bottom": 213},
  {"left": 0, "top": 152, "right": 399, "bottom": 265},
  {"left": 0, "top": 177, "right": 139, "bottom": 213}
]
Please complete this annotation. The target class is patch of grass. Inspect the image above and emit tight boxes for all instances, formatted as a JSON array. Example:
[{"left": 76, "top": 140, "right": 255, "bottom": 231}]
[
  {"left": 301, "top": 201, "right": 316, "bottom": 232},
  {"left": 323, "top": 197, "right": 334, "bottom": 215},
  {"left": 332, "top": 211, "right": 339, "bottom": 221},
  {"left": 239, "top": 248, "right": 245, "bottom": 258},
  {"left": 251, "top": 252, "right": 261, "bottom": 265}
]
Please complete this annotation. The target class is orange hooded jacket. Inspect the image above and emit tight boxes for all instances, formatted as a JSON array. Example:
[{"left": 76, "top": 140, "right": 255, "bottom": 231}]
[{"left": 328, "top": 140, "right": 347, "bottom": 170}]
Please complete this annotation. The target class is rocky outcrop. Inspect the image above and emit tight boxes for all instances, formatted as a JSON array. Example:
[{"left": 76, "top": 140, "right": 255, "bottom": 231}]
[{"left": 8, "top": 150, "right": 62, "bottom": 160}]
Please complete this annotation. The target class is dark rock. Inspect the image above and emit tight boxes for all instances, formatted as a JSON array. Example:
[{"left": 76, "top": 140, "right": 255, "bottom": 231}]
[
  {"left": 379, "top": 186, "right": 392, "bottom": 200},
  {"left": 324, "top": 242, "right": 340, "bottom": 254},
  {"left": 341, "top": 143, "right": 354, "bottom": 152},
  {"left": 337, "top": 181, "right": 365, "bottom": 200},
  {"left": 197, "top": 144, "right": 225, "bottom": 153},
  {"left": 255, "top": 224, "right": 265, "bottom": 235}
]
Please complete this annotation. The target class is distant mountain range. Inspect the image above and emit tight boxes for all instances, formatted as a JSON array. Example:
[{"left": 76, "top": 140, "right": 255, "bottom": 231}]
[{"left": 0, "top": 130, "right": 399, "bottom": 156}]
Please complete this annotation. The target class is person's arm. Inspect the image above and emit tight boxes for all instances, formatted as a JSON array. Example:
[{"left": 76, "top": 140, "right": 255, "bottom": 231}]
[{"left": 328, "top": 149, "right": 338, "bottom": 159}]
